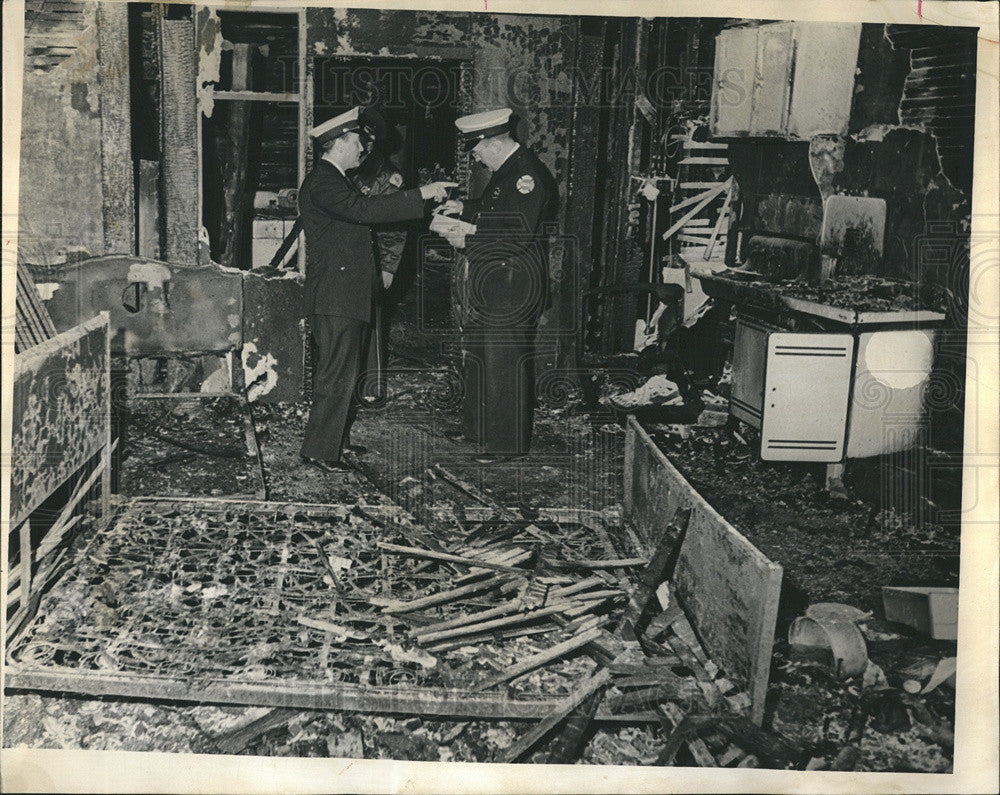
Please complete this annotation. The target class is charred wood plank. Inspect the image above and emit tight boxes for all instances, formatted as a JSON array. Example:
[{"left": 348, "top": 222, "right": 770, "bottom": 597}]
[
  {"left": 214, "top": 708, "right": 299, "bottom": 755},
  {"left": 377, "top": 542, "right": 528, "bottom": 573},
  {"left": 545, "top": 687, "right": 605, "bottom": 764},
  {"left": 605, "top": 678, "right": 703, "bottom": 713},
  {"left": 500, "top": 669, "right": 611, "bottom": 762},
  {"left": 617, "top": 508, "right": 691, "bottom": 641},
  {"left": 473, "top": 628, "right": 603, "bottom": 691},
  {"left": 4, "top": 667, "right": 657, "bottom": 722},
  {"left": 415, "top": 597, "right": 609, "bottom": 646},
  {"left": 382, "top": 572, "right": 518, "bottom": 614},
  {"left": 655, "top": 704, "right": 717, "bottom": 767}
]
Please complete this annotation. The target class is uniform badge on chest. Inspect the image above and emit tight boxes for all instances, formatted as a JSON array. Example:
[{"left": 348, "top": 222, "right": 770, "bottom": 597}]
[
  {"left": 516, "top": 175, "right": 535, "bottom": 194},
  {"left": 492, "top": 186, "right": 502, "bottom": 199}
]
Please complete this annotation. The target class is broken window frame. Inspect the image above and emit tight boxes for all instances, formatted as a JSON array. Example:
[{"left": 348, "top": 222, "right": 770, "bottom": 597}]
[{"left": 195, "top": 5, "right": 308, "bottom": 274}]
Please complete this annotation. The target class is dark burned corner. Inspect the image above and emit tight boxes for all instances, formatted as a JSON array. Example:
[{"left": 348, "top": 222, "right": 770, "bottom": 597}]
[{"left": 7, "top": 4, "right": 976, "bottom": 775}]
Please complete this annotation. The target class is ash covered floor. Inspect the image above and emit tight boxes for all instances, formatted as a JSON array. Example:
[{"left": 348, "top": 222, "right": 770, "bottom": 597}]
[{"left": 3, "top": 300, "right": 957, "bottom": 771}]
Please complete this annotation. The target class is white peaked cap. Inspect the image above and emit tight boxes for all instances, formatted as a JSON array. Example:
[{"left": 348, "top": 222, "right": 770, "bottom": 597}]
[
  {"left": 455, "top": 108, "right": 514, "bottom": 150},
  {"left": 309, "top": 106, "right": 362, "bottom": 145}
]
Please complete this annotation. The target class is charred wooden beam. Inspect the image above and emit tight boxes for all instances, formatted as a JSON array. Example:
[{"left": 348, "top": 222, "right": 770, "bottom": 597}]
[
  {"left": 4, "top": 668, "right": 656, "bottom": 722},
  {"left": 473, "top": 628, "right": 603, "bottom": 691},
  {"left": 617, "top": 508, "right": 691, "bottom": 641},
  {"left": 545, "top": 686, "right": 605, "bottom": 764},
  {"left": 500, "top": 669, "right": 611, "bottom": 762},
  {"left": 159, "top": 17, "right": 199, "bottom": 263}
]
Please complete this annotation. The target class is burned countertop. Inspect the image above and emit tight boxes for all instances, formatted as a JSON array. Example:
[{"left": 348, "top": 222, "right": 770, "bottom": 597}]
[{"left": 692, "top": 267, "right": 949, "bottom": 326}]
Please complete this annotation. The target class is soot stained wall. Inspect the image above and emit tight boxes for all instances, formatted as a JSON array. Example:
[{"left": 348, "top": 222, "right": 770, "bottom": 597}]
[
  {"left": 19, "top": 1, "right": 105, "bottom": 259},
  {"left": 306, "top": 9, "right": 577, "bottom": 210}
]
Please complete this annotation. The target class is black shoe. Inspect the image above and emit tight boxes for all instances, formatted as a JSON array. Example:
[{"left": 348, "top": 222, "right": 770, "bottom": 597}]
[
  {"left": 300, "top": 455, "right": 352, "bottom": 473},
  {"left": 345, "top": 444, "right": 369, "bottom": 455},
  {"left": 442, "top": 428, "right": 466, "bottom": 442}
]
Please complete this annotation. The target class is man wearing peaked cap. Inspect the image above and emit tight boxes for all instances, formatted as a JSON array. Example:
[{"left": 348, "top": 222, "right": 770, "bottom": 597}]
[
  {"left": 297, "top": 106, "right": 455, "bottom": 473},
  {"left": 436, "top": 107, "right": 557, "bottom": 463},
  {"left": 455, "top": 108, "right": 515, "bottom": 151}
]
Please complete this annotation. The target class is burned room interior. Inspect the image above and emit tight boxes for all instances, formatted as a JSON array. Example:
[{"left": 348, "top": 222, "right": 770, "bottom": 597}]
[{"left": 5, "top": 2, "right": 979, "bottom": 773}]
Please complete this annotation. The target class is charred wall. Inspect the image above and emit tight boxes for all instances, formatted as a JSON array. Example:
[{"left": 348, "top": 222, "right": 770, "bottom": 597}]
[
  {"left": 304, "top": 9, "right": 577, "bottom": 209},
  {"left": 20, "top": 1, "right": 106, "bottom": 258},
  {"left": 727, "top": 23, "right": 975, "bottom": 286}
]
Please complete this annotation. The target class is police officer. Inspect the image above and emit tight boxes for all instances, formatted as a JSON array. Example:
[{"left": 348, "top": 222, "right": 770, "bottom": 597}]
[
  {"left": 437, "top": 108, "right": 557, "bottom": 462},
  {"left": 298, "top": 106, "right": 454, "bottom": 472}
]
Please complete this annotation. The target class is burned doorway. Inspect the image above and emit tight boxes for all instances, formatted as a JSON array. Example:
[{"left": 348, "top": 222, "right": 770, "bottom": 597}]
[
  {"left": 199, "top": 10, "right": 303, "bottom": 271},
  {"left": 312, "top": 55, "right": 463, "bottom": 317}
]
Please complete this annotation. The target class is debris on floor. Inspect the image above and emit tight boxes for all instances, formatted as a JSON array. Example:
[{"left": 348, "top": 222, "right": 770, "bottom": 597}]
[
  {"left": 6, "top": 484, "right": 796, "bottom": 767},
  {"left": 602, "top": 375, "right": 683, "bottom": 411}
]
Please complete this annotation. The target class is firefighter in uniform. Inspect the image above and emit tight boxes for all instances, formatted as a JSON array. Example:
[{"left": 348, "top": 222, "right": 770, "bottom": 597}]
[
  {"left": 436, "top": 108, "right": 557, "bottom": 462},
  {"left": 298, "top": 106, "right": 454, "bottom": 472}
]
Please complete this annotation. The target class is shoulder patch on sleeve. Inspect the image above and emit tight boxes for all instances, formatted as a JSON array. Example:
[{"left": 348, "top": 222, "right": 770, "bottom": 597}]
[
  {"left": 389, "top": 172, "right": 403, "bottom": 188},
  {"left": 516, "top": 175, "right": 535, "bottom": 194}
]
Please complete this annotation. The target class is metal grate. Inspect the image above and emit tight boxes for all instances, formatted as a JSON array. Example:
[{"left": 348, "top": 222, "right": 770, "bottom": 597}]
[
  {"left": 10, "top": 499, "right": 453, "bottom": 686},
  {"left": 14, "top": 264, "right": 58, "bottom": 353},
  {"left": 6, "top": 497, "right": 634, "bottom": 718}
]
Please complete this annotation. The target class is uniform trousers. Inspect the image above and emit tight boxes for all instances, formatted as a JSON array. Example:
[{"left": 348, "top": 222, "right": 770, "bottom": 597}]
[
  {"left": 359, "top": 301, "right": 386, "bottom": 403},
  {"left": 462, "top": 327, "right": 536, "bottom": 455},
  {"left": 301, "top": 314, "right": 370, "bottom": 462}
]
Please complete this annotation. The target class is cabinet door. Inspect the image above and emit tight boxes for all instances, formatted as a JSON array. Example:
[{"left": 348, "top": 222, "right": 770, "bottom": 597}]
[
  {"left": 760, "top": 333, "right": 854, "bottom": 462},
  {"left": 731, "top": 315, "right": 780, "bottom": 429},
  {"left": 786, "top": 23, "right": 862, "bottom": 138},
  {"left": 711, "top": 26, "right": 757, "bottom": 137},
  {"left": 750, "top": 22, "right": 793, "bottom": 136}
]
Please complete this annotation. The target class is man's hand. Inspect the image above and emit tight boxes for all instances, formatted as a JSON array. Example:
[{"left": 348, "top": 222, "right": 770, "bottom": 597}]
[
  {"left": 419, "top": 181, "right": 458, "bottom": 202},
  {"left": 436, "top": 199, "right": 464, "bottom": 217},
  {"left": 381, "top": 270, "right": 394, "bottom": 289}
]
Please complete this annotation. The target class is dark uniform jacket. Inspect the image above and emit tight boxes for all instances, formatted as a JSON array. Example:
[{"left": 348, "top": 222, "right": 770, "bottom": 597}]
[
  {"left": 460, "top": 146, "right": 557, "bottom": 328},
  {"left": 298, "top": 159, "right": 424, "bottom": 321},
  {"left": 353, "top": 153, "right": 409, "bottom": 277}
]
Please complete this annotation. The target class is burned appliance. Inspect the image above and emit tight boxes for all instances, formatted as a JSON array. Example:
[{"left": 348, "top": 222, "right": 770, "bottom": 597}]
[
  {"left": 725, "top": 300, "right": 944, "bottom": 463},
  {"left": 700, "top": 20, "right": 951, "bottom": 465}
]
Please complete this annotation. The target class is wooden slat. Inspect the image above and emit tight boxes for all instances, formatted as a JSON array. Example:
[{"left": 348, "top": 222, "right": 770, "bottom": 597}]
[
  {"left": 663, "top": 178, "right": 733, "bottom": 241},
  {"left": 19, "top": 521, "right": 33, "bottom": 618},
  {"left": 679, "top": 235, "right": 726, "bottom": 245},
  {"left": 384, "top": 572, "right": 516, "bottom": 614},
  {"left": 660, "top": 703, "right": 718, "bottom": 766},
  {"left": 98, "top": 1, "right": 135, "bottom": 255},
  {"left": 680, "top": 140, "right": 729, "bottom": 150},
  {"left": 678, "top": 157, "right": 730, "bottom": 165},
  {"left": 377, "top": 542, "right": 527, "bottom": 573},
  {"left": 616, "top": 508, "right": 690, "bottom": 642},
  {"left": 705, "top": 182, "right": 734, "bottom": 260},
  {"left": 211, "top": 90, "right": 300, "bottom": 103},
  {"left": 415, "top": 598, "right": 606, "bottom": 645},
  {"left": 669, "top": 182, "right": 727, "bottom": 213},
  {"left": 474, "top": 628, "right": 603, "bottom": 691},
  {"left": 3, "top": 667, "right": 655, "bottom": 722}
]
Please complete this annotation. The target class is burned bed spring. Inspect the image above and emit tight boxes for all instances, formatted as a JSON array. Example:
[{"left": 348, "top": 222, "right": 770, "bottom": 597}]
[{"left": 4, "top": 497, "right": 671, "bottom": 720}]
